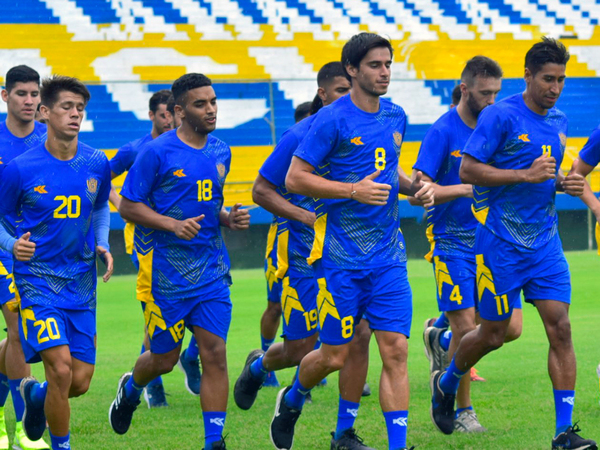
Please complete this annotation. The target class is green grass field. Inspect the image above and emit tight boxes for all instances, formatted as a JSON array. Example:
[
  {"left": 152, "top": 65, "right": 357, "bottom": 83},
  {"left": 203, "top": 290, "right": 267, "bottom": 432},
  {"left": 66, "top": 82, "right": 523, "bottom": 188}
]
[{"left": 3, "top": 251, "right": 600, "bottom": 449}]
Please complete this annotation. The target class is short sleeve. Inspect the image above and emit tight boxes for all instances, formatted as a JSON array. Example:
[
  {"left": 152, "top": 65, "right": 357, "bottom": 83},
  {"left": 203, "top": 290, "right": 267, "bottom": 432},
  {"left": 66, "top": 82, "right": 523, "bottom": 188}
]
[
  {"left": 260, "top": 129, "right": 300, "bottom": 187},
  {"left": 413, "top": 126, "right": 449, "bottom": 180},
  {"left": 97, "top": 155, "right": 112, "bottom": 204},
  {"left": 294, "top": 110, "right": 338, "bottom": 169},
  {"left": 109, "top": 142, "right": 135, "bottom": 176},
  {"left": 0, "top": 162, "right": 21, "bottom": 216},
  {"left": 463, "top": 106, "right": 506, "bottom": 164},
  {"left": 120, "top": 146, "right": 160, "bottom": 203},
  {"left": 579, "top": 126, "right": 600, "bottom": 168}
]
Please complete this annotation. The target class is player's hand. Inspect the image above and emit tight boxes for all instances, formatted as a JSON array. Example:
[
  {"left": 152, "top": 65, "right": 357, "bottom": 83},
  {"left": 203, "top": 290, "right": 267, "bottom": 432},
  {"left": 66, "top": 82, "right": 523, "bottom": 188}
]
[
  {"left": 560, "top": 172, "right": 585, "bottom": 197},
  {"left": 352, "top": 170, "right": 391, "bottom": 205},
  {"left": 13, "top": 232, "right": 35, "bottom": 261},
  {"left": 526, "top": 154, "right": 556, "bottom": 183},
  {"left": 229, "top": 204, "right": 250, "bottom": 230},
  {"left": 302, "top": 211, "right": 317, "bottom": 228},
  {"left": 411, "top": 171, "right": 435, "bottom": 208},
  {"left": 174, "top": 215, "right": 204, "bottom": 240},
  {"left": 96, "top": 246, "right": 113, "bottom": 282}
]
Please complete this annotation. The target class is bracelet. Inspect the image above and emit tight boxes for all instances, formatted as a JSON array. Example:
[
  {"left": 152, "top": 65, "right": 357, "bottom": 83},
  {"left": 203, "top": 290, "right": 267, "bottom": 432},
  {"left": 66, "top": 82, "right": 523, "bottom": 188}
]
[{"left": 350, "top": 183, "right": 357, "bottom": 199}]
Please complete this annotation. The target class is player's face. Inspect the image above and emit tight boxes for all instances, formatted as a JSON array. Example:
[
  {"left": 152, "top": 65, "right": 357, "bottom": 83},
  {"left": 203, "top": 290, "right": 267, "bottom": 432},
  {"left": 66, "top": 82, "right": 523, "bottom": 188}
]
[
  {"left": 464, "top": 76, "right": 502, "bottom": 118},
  {"left": 319, "top": 76, "right": 351, "bottom": 106},
  {"left": 1, "top": 81, "right": 40, "bottom": 123},
  {"left": 41, "top": 91, "right": 86, "bottom": 139},
  {"left": 149, "top": 103, "right": 173, "bottom": 135},
  {"left": 349, "top": 47, "right": 392, "bottom": 97},
  {"left": 180, "top": 86, "right": 217, "bottom": 135},
  {"left": 526, "top": 63, "right": 566, "bottom": 111}
]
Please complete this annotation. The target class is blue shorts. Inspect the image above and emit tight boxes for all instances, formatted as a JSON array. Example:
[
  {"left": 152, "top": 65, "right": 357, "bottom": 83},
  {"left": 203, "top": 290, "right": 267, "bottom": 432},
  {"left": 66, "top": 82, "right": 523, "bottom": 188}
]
[
  {"left": 19, "top": 304, "right": 96, "bottom": 364},
  {"left": 0, "top": 251, "right": 16, "bottom": 307},
  {"left": 315, "top": 263, "right": 412, "bottom": 345},
  {"left": 475, "top": 227, "right": 570, "bottom": 322},
  {"left": 145, "top": 278, "right": 232, "bottom": 354},
  {"left": 265, "top": 258, "right": 282, "bottom": 303},
  {"left": 432, "top": 255, "right": 477, "bottom": 312},
  {"left": 280, "top": 274, "right": 318, "bottom": 341}
]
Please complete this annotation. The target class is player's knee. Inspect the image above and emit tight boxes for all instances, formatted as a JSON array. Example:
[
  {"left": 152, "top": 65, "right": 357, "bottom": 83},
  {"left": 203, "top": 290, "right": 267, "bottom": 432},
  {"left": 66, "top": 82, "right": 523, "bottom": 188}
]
[
  {"left": 504, "top": 322, "right": 522, "bottom": 343},
  {"left": 352, "top": 322, "right": 372, "bottom": 351},
  {"left": 485, "top": 331, "right": 505, "bottom": 351},
  {"left": 283, "top": 341, "right": 311, "bottom": 366},
  {"left": 549, "top": 316, "right": 572, "bottom": 346},
  {"left": 200, "top": 342, "right": 227, "bottom": 372},
  {"left": 69, "top": 378, "right": 90, "bottom": 397},
  {"left": 46, "top": 361, "right": 73, "bottom": 389}
]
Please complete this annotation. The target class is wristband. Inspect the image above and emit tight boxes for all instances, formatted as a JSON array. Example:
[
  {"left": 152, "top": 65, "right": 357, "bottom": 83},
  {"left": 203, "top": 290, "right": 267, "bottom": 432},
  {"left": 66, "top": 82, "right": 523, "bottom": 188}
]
[{"left": 350, "top": 183, "right": 357, "bottom": 199}]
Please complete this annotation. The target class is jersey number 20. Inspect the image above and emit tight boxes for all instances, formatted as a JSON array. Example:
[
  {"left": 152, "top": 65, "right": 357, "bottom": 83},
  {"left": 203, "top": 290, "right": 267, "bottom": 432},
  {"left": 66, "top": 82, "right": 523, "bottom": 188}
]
[{"left": 53, "top": 195, "right": 81, "bottom": 218}]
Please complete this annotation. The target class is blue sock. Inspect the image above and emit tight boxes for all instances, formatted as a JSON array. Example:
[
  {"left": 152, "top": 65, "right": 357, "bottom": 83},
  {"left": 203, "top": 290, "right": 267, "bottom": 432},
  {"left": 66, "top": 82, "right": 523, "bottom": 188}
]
[
  {"left": 455, "top": 405, "right": 473, "bottom": 418},
  {"left": 284, "top": 376, "right": 311, "bottom": 410},
  {"left": 261, "top": 335, "right": 275, "bottom": 353},
  {"left": 0, "top": 374, "right": 9, "bottom": 407},
  {"left": 50, "top": 431, "right": 70, "bottom": 450},
  {"left": 439, "top": 330, "right": 452, "bottom": 352},
  {"left": 554, "top": 389, "right": 575, "bottom": 436},
  {"left": 250, "top": 354, "right": 268, "bottom": 380},
  {"left": 124, "top": 374, "right": 146, "bottom": 402},
  {"left": 440, "top": 359, "right": 465, "bottom": 394},
  {"left": 433, "top": 314, "right": 449, "bottom": 328},
  {"left": 8, "top": 379, "right": 24, "bottom": 421},
  {"left": 383, "top": 410, "right": 408, "bottom": 450},
  {"left": 30, "top": 381, "right": 48, "bottom": 409},
  {"left": 184, "top": 337, "right": 199, "bottom": 362},
  {"left": 147, "top": 375, "right": 163, "bottom": 388},
  {"left": 335, "top": 397, "right": 359, "bottom": 439},
  {"left": 203, "top": 411, "right": 226, "bottom": 449}
]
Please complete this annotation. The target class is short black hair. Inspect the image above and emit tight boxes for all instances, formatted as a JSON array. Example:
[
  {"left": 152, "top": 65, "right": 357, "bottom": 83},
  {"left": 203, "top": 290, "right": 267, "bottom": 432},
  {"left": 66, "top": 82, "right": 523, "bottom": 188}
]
[
  {"left": 294, "top": 101, "right": 311, "bottom": 123},
  {"left": 451, "top": 84, "right": 461, "bottom": 105},
  {"left": 525, "top": 37, "right": 570, "bottom": 76},
  {"left": 6, "top": 65, "right": 40, "bottom": 92},
  {"left": 149, "top": 89, "right": 171, "bottom": 113},
  {"left": 40, "top": 75, "right": 90, "bottom": 107},
  {"left": 166, "top": 94, "right": 176, "bottom": 115},
  {"left": 341, "top": 33, "right": 393, "bottom": 81},
  {"left": 461, "top": 56, "right": 503, "bottom": 87},
  {"left": 309, "top": 93, "right": 323, "bottom": 115},
  {"left": 317, "top": 62, "right": 346, "bottom": 88},
  {"left": 171, "top": 73, "right": 212, "bottom": 105}
]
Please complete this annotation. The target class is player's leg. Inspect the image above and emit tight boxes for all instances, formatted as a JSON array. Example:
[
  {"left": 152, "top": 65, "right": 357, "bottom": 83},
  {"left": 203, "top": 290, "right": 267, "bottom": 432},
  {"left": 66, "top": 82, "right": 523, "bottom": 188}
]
[
  {"left": 235, "top": 275, "right": 318, "bottom": 410},
  {"left": 178, "top": 334, "right": 202, "bottom": 396},
  {"left": 0, "top": 339, "right": 9, "bottom": 449},
  {"left": 262, "top": 233, "right": 282, "bottom": 388},
  {"left": 332, "top": 318, "right": 371, "bottom": 449}
]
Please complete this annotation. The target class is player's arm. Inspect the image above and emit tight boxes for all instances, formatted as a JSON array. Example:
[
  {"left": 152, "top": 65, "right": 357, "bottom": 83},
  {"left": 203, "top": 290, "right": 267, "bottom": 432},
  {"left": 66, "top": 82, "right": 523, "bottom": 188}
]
[
  {"left": 570, "top": 157, "right": 600, "bottom": 219},
  {"left": 286, "top": 156, "right": 391, "bottom": 205},
  {"left": 407, "top": 170, "right": 470, "bottom": 206},
  {"left": 119, "top": 197, "right": 204, "bottom": 240},
  {"left": 219, "top": 204, "right": 250, "bottom": 230},
  {"left": 460, "top": 153, "right": 556, "bottom": 186},
  {"left": 398, "top": 166, "right": 435, "bottom": 207},
  {"left": 92, "top": 200, "right": 113, "bottom": 282},
  {"left": 253, "top": 174, "right": 315, "bottom": 227}
]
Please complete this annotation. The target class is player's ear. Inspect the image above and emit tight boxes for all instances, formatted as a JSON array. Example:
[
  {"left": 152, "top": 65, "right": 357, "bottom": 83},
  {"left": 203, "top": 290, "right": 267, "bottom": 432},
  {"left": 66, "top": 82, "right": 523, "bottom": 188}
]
[
  {"left": 39, "top": 103, "right": 50, "bottom": 121},
  {"left": 175, "top": 104, "right": 184, "bottom": 120},
  {"left": 1, "top": 89, "right": 8, "bottom": 103},
  {"left": 148, "top": 110, "right": 154, "bottom": 121},
  {"left": 345, "top": 64, "right": 358, "bottom": 79},
  {"left": 317, "top": 87, "right": 327, "bottom": 102},
  {"left": 524, "top": 67, "right": 532, "bottom": 83}
]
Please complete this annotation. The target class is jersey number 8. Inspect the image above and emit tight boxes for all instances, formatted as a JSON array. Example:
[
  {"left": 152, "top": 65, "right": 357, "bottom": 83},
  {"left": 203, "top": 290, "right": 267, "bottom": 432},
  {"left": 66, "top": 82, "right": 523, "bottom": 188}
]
[{"left": 375, "top": 148, "right": 386, "bottom": 170}]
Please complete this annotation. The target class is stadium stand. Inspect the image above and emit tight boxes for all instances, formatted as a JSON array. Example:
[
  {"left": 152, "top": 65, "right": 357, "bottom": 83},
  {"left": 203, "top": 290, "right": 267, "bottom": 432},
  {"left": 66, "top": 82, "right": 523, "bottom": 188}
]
[{"left": 0, "top": 0, "right": 599, "bottom": 223}]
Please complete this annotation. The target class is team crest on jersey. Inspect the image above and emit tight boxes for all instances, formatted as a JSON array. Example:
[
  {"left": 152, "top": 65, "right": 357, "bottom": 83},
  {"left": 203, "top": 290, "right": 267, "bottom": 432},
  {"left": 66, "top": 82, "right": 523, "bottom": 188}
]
[
  {"left": 559, "top": 133, "right": 567, "bottom": 148},
  {"left": 87, "top": 178, "right": 98, "bottom": 194},
  {"left": 216, "top": 163, "right": 226, "bottom": 178},
  {"left": 393, "top": 131, "right": 403, "bottom": 147}
]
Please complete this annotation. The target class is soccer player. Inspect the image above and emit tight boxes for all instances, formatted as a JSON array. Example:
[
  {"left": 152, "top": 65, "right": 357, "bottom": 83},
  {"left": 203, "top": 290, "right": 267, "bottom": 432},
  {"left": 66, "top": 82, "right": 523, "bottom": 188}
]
[
  {"left": 429, "top": 38, "right": 597, "bottom": 450},
  {"left": 110, "top": 89, "right": 202, "bottom": 406},
  {"left": 270, "top": 33, "right": 434, "bottom": 450},
  {"left": 0, "top": 65, "right": 49, "bottom": 450},
  {"left": 293, "top": 102, "right": 311, "bottom": 123},
  {"left": 570, "top": 124, "right": 600, "bottom": 224},
  {"left": 0, "top": 75, "right": 113, "bottom": 450},
  {"left": 450, "top": 84, "right": 461, "bottom": 108},
  {"left": 108, "top": 73, "right": 250, "bottom": 450},
  {"left": 412, "top": 56, "right": 523, "bottom": 432}
]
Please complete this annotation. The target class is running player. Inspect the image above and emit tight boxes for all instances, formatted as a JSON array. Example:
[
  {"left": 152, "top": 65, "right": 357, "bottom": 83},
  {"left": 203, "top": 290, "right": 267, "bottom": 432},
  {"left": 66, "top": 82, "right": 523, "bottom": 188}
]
[
  {"left": 0, "top": 75, "right": 113, "bottom": 450},
  {"left": 570, "top": 124, "right": 600, "bottom": 225},
  {"left": 269, "top": 33, "right": 434, "bottom": 450},
  {"left": 108, "top": 73, "right": 249, "bottom": 450},
  {"left": 430, "top": 38, "right": 597, "bottom": 450},
  {"left": 413, "top": 56, "right": 509, "bottom": 432},
  {"left": 110, "top": 89, "right": 201, "bottom": 406},
  {"left": 0, "top": 65, "right": 49, "bottom": 450}
]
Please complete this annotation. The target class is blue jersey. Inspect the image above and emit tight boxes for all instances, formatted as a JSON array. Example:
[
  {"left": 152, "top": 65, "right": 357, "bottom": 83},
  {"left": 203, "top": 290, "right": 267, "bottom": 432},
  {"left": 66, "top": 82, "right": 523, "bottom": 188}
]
[
  {"left": 0, "top": 142, "right": 111, "bottom": 310},
  {"left": 578, "top": 124, "right": 600, "bottom": 167},
  {"left": 414, "top": 108, "right": 476, "bottom": 260},
  {"left": 260, "top": 115, "right": 316, "bottom": 278},
  {"left": 110, "top": 132, "right": 153, "bottom": 176},
  {"left": 120, "top": 130, "right": 231, "bottom": 302},
  {"left": 294, "top": 94, "right": 407, "bottom": 270},
  {"left": 0, "top": 121, "right": 47, "bottom": 236},
  {"left": 463, "top": 93, "right": 568, "bottom": 250}
]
